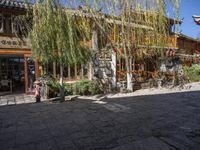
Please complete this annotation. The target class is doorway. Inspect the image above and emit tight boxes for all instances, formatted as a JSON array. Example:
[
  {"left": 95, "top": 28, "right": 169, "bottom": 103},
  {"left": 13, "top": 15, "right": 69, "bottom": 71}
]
[{"left": 0, "top": 56, "right": 25, "bottom": 93}]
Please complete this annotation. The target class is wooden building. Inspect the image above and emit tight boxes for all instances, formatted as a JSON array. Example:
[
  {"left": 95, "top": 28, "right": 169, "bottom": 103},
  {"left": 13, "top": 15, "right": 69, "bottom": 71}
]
[
  {"left": 0, "top": 0, "right": 39, "bottom": 94},
  {"left": 177, "top": 33, "right": 200, "bottom": 66},
  {"left": 0, "top": 1, "right": 184, "bottom": 94},
  {"left": 177, "top": 34, "right": 200, "bottom": 54}
]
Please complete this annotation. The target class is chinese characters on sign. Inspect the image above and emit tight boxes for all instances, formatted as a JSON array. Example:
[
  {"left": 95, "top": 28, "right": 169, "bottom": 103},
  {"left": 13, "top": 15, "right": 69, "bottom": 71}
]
[
  {"left": 1, "top": 40, "right": 26, "bottom": 46},
  {"left": 0, "top": 37, "right": 30, "bottom": 49}
]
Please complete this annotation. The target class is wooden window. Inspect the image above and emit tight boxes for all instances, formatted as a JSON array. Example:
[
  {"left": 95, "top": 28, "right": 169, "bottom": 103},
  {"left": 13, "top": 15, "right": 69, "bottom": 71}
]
[
  {"left": 14, "top": 17, "right": 19, "bottom": 34},
  {"left": 66, "top": 63, "right": 88, "bottom": 81},
  {"left": 3, "top": 16, "right": 7, "bottom": 33},
  {"left": 8, "top": 15, "right": 12, "bottom": 33},
  {"left": 2, "top": 15, "right": 13, "bottom": 34},
  {"left": 49, "top": 62, "right": 88, "bottom": 81},
  {"left": 0, "top": 14, "right": 2, "bottom": 32}
]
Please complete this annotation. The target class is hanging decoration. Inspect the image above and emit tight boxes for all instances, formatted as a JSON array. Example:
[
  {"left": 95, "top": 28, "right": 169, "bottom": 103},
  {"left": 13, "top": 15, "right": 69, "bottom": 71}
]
[{"left": 165, "top": 49, "right": 176, "bottom": 57}]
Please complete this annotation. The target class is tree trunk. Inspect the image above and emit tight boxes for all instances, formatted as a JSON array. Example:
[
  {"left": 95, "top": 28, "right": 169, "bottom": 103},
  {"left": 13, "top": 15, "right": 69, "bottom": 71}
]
[
  {"left": 60, "top": 64, "right": 65, "bottom": 102},
  {"left": 111, "top": 50, "right": 117, "bottom": 89},
  {"left": 123, "top": 44, "right": 133, "bottom": 91}
]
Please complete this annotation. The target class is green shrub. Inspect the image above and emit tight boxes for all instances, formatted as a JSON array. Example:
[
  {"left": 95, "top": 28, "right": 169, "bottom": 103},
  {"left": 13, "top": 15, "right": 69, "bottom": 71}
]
[
  {"left": 45, "top": 79, "right": 102, "bottom": 97},
  {"left": 40, "top": 74, "right": 59, "bottom": 98},
  {"left": 48, "top": 80, "right": 60, "bottom": 98},
  {"left": 71, "top": 80, "right": 102, "bottom": 96},
  {"left": 183, "top": 64, "right": 200, "bottom": 82},
  {"left": 148, "top": 78, "right": 158, "bottom": 88},
  {"left": 64, "top": 83, "right": 73, "bottom": 96}
]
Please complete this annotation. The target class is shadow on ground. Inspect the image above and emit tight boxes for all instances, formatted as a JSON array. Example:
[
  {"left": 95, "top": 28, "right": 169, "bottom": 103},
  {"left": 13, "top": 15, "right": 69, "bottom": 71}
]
[{"left": 0, "top": 91, "right": 200, "bottom": 150}]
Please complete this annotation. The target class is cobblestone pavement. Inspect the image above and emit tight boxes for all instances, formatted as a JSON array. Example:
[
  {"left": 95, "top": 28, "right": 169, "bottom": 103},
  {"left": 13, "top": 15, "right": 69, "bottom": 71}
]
[
  {"left": 0, "top": 94, "right": 35, "bottom": 106},
  {"left": 0, "top": 91, "right": 200, "bottom": 150}
]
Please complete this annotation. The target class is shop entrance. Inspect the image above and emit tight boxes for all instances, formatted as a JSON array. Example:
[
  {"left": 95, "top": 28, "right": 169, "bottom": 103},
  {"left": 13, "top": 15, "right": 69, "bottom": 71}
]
[{"left": 0, "top": 56, "right": 25, "bottom": 94}]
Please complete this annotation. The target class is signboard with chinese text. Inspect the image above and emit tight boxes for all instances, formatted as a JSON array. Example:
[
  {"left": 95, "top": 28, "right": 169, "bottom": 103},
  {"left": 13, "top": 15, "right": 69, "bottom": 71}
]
[{"left": 0, "top": 36, "right": 30, "bottom": 49}]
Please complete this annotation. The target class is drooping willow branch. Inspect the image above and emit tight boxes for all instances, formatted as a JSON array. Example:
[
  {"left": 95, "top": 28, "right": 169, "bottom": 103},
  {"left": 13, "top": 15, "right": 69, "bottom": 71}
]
[{"left": 20, "top": 0, "right": 180, "bottom": 62}]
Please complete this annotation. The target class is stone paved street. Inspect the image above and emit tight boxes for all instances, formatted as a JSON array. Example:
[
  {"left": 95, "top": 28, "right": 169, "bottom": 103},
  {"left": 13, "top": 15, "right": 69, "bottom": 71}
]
[
  {"left": 0, "top": 91, "right": 200, "bottom": 150},
  {"left": 0, "top": 94, "right": 35, "bottom": 106}
]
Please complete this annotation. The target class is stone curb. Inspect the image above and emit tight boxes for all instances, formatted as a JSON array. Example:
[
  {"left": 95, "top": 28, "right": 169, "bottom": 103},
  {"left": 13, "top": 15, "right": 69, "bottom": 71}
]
[{"left": 42, "top": 95, "right": 79, "bottom": 103}]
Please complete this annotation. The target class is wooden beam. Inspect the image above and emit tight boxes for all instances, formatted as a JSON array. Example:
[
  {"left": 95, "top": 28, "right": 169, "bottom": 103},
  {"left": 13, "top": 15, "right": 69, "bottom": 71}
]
[
  {"left": 136, "top": 45, "right": 178, "bottom": 50},
  {"left": 0, "top": 49, "right": 31, "bottom": 55},
  {"left": 105, "top": 18, "right": 153, "bottom": 30},
  {"left": 66, "top": 9, "right": 153, "bottom": 30},
  {"left": 0, "top": 8, "right": 26, "bottom": 15}
]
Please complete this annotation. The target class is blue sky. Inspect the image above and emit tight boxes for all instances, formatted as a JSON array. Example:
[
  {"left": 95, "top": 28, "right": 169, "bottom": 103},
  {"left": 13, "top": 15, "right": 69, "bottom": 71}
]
[{"left": 176, "top": 0, "right": 200, "bottom": 38}]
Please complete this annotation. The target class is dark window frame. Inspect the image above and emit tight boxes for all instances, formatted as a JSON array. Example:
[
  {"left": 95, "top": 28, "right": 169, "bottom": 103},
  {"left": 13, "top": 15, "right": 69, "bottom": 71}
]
[
  {"left": 0, "top": 14, "right": 2, "bottom": 32},
  {"left": 13, "top": 17, "right": 19, "bottom": 34},
  {"left": 1, "top": 13, "right": 14, "bottom": 35}
]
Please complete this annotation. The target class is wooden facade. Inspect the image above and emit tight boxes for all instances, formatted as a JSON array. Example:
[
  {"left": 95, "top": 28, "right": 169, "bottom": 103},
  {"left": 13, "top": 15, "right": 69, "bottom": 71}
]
[
  {"left": 177, "top": 34, "right": 200, "bottom": 54},
  {"left": 0, "top": 2, "right": 189, "bottom": 93},
  {"left": 177, "top": 34, "right": 200, "bottom": 66},
  {"left": 0, "top": 0, "right": 39, "bottom": 94}
]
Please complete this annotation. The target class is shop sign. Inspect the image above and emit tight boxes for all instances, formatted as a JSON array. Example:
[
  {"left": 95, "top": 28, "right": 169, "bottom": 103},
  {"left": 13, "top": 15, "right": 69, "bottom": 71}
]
[{"left": 0, "top": 36, "right": 30, "bottom": 49}]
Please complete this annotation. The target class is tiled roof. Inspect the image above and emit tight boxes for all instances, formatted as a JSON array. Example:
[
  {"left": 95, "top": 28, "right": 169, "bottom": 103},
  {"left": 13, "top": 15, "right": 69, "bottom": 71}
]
[{"left": 0, "top": 0, "right": 26, "bottom": 10}]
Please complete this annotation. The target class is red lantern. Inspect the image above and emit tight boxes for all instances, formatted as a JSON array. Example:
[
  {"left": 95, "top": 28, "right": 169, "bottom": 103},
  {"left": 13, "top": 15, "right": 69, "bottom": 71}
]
[
  {"left": 169, "top": 50, "right": 174, "bottom": 57},
  {"left": 113, "top": 47, "right": 117, "bottom": 53},
  {"left": 195, "top": 50, "right": 200, "bottom": 54},
  {"left": 166, "top": 50, "right": 170, "bottom": 57},
  {"left": 172, "top": 51, "right": 176, "bottom": 57}
]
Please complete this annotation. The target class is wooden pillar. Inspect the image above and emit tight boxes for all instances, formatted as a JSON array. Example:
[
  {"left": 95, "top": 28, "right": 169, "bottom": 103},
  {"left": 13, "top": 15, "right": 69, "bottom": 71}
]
[
  {"left": 24, "top": 56, "right": 28, "bottom": 94},
  {"left": 53, "top": 61, "right": 56, "bottom": 79},
  {"left": 68, "top": 64, "right": 70, "bottom": 81},
  {"left": 74, "top": 64, "right": 77, "bottom": 80},
  {"left": 113, "top": 24, "right": 116, "bottom": 43},
  {"left": 35, "top": 60, "right": 39, "bottom": 79},
  {"left": 81, "top": 64, "right": 84, "bottom": 79}
]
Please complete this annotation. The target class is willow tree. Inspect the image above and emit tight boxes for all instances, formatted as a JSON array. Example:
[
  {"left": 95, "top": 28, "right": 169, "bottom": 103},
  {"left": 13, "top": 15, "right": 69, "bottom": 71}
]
[
  {"left": 21, "top": 0, "right": 180, "bottom": 94},
  {"left": 75, "top": 0, "right": 180, "bottom": 91},
  {"left": 30, "top": 0, "right": 91, "bottom": 101}
]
